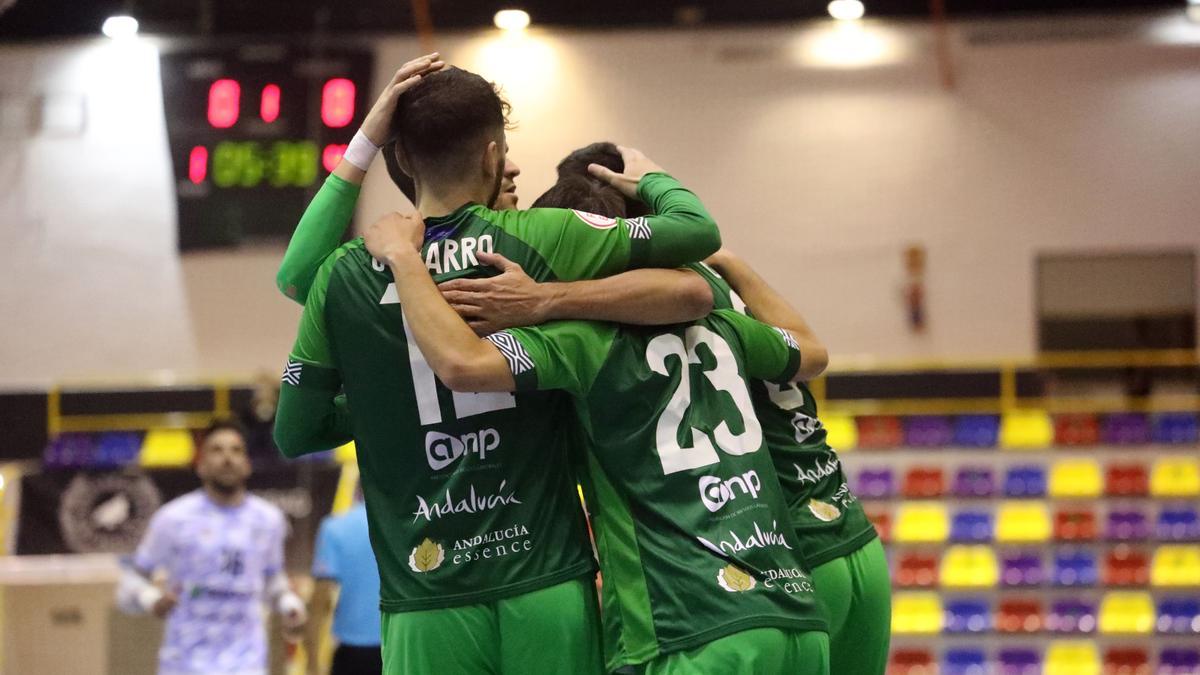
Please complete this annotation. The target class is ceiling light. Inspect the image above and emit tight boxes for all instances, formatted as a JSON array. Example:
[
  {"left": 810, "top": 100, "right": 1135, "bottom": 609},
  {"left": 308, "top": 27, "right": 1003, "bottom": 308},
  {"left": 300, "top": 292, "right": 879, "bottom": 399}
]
[
  {"left": 101, "top": 15, "right": 139, "bottom": 39},
  {"left": 494, "top": 9, "right": 531, "bottom": 32},
  {"left": 827, "top": 0, "right": 865, "bottom": 21}
]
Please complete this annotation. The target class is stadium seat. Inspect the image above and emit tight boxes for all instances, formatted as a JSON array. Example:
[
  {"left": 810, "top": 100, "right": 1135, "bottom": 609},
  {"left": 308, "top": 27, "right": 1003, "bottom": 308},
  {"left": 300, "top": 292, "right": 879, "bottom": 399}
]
[
  {"left": 1055, "top": 507, "right": 1098, "bottom": 541},
  {"left": 945, "top": 597, "right": 991, "bottom": 633},
  {"left": 895, "top": 503, "right": 950, "bottom": 543},
  {"left": 1158, "top": 648, "right": 1200, "bottom": 674},
  {"left": 1152, "top": 412, "right": 1199, "bottom": 445},
  {"left": 1103, "top": 647, "right": 1150, "bottom": 675},
  {"left": 1055, "top": 413, "right": 1101, "bottom": 446},
  {"left": 1102, "top": 413, "right": 1151, "bottom": 445},
  {"left": 951, "top": 510, "right": 995, "bottom": 542},
  {"left": 998, "top": 648, "right": 1041, "bottom": 675},
  {"left": 1001, "top": 551, "right": 1045, "bottom": 586},
  {"left": 95, "top": 431, "right": 142, "bottom": 468},
  {"left": 997, "top": 501, "right": 1052, "bottom": 543},
  {"left": 942, "top": 647, "right": 988, "bottom": 675},
  {"left": 1157, "top": 507, "right": 1200, "bottom": 542},
  {"left": 954, "top": 414, "right": 1000, "bottom": 448},
  {"left": 1005, "top": 465, "right": 1048, "bottom": 497},
  {"left": 1106, "top": 464, "right": 1150, "bottom": 497},
  {"left": 1047, "top": 598, "right": 1098, "bottom": 633},
  {"left": 1151, "top": 545, "right": 1200, "bottom": 587},
  {"left": 1107, "top": 509, "right": 1151, "bottom": 542},
  {"left": 941, "top": 545, "right": 1000, "bottom": 588},
  {"left": 1099, "top": 591, "right": 1156, "bottom": 634},
  {"left": 42, "top": 432, "right": 98, "bottom": 469},
  {"left": 1104, "top": 545, "right": 1151, "bottom": 586},
  {"left": 953, "top": 466, "right": 996, "bottom": 498},
  {"left": 856, "top": 415, "right": 903, "bottom": 449},
  {"left": 904, "top": 415, "right": 954, "bottom": 447},
  {"left": 1150, "top": 457, "right": 1200, "bottom": 498},
  {"left": 866, "top": 509, "right": 891, "bottom": 542},
  {"left": 1052, "top": 549, "right": 1099, "bottom": 587},
  {"left": 139, "top": 428, "right": 195, "bottom": 467},
  {"left": 895, "top": 552, "right": 939, "bottom": 588},
  {"left": 996, "top": 598, "right": 1043, "bottom": 633},
  {"left": 822, "top": 412, "right": 857, "bottom": 450},
  {"left": 903, "top": 467, "right": 946, "bottom": 498},
  {"left": 892, "top": 592, "right": 943, "bottom": 634},
  {"left": 1000, "top": 409, "right": 1054, "bottom": 449},
  {"left": 856, "top": 468, "right": 895, "bottom": 499},
  {"left": 1046, "top": 640, "right": 1101, "bottom": 675},
  {"left": 889, "top": 648, "right": 936, "bottom": 674},
  {"left": 1156, "top": 596, "right": 1200, "bottom": 634},
  {"left": 1049, "top": 458, "right": 1104, "bottom": 498}
]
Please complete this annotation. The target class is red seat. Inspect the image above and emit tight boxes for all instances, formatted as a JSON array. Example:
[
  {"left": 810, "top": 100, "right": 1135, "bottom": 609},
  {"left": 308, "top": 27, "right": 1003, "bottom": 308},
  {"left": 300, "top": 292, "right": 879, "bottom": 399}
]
[
  {"left": 1054, "top": 413, "right": 1101, "bottom": 446},
  {"left": 1055, "top": 508, "right": 1098, "bottom": 541},
  {"left": 996, "top": 598, "right": 1044, "bottom": 633},
  {"left": 1103, "top": 647, "right": 1150, "bottom": 675},
  {"left": 1103, "top": 545, "right": 1150, "bottom": 586},
  {"left": 896, "top": 552, "right": 939, "bottom": 588},
  {"left": 867, "top": 510, "right": 892, "bottom": 543},
  {"left": 1106, "top": 464, "right": 1149, "bottom": 497},
  {"left": 888, "top": 649, "right": 935, "bottom": 675},
  {"left": 857, "top": 415, "right": 904, "bottom": 449},
  {"left": 902, "top": 467, "right": 946, "bottom": 498}
]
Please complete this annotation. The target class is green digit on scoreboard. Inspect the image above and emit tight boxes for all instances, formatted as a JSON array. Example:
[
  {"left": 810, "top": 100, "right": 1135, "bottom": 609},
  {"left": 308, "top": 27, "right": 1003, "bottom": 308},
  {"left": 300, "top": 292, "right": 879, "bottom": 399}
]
[
  {"left": 294, "top": 141, "right": 319, "bottom": 187},
  {"left": 212, "top": 141, "right": 242, "bottom": 188}
]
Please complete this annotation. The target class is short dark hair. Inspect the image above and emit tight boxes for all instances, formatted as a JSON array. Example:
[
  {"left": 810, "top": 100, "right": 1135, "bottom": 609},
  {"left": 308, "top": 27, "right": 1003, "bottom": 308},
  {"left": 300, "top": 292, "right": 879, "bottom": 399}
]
[
  {"left": 391, "top": 67, "right": 510, "bottom": 183},
  {"left": 531, "top": 175, "right": 626, "bottom": 219},
  {"left": 554, "top": 141, "right": 649, "bottom": 218},
  {"left": 199, "top": 417, "right": 246, "bottom": 447}
]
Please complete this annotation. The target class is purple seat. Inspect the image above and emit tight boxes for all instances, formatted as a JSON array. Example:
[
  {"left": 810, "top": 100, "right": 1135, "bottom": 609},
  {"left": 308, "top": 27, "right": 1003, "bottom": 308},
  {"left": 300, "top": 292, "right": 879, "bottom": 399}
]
[
  {"left": 1158, "top": 507, "right": 1200, "bottom": 541},
  {"left": 951, "top": 510, "right": 994, "bottom": 542},
  {"left": 1046, "top": 598, "right": 1097, "bottom": 633},
  {"left": 954, "top": 415, "right": 999, "bottom": 447},
  {"left": 1052, "top": 549, "right": 1098, "bottom": 587},
  {"left": 855, "top": 468, "right": 894, "bottom": 499},
  {"left": 904, "top": 416, "right": 954, "bottom": 447},
  {"left": 1157, "top": 597, "right": 1200, "bottom": 634},
  {"left": 953, "top": 466, "right": 996, "bottom": 497},
  {"left": 1106, "top": 509, "right": 1150, "bottom": 541},
  {"left": 997, "top": 648, "right": 1041, "bottom": 675},
  {"left": 1102, "top": 413, "right": 1150, "bottom": 445},
  {"left": 945, "top": 598, "right": 991, "bottom": 633},
  {"left": 1159, "top": 648, "right": 1200, "bottom": 673},
  {"left": 42, "top": 433, "right": 98, "bottom": 469},
  {"left": 1001, "top": 552, "right": 1045, "bottom": 587},
  {"left": 943, "top": 648, "right": 988, "bottom": 675},
  {"left": 1153, "top": 413, "right": 1199, "bottom": 444}
]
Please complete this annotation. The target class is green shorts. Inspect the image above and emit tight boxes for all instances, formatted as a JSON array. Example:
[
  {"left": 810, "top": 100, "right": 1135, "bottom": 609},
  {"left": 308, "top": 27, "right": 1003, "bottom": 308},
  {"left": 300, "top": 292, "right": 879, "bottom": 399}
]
[
  {"left": 636, "top": 628, "right": 829, "bottom": 675},
  {"left": 810, "top": 538, "right": 891, "bottom": 675},
  {"left": 380, "top": 576, "right": 603, "bottom": 675}
]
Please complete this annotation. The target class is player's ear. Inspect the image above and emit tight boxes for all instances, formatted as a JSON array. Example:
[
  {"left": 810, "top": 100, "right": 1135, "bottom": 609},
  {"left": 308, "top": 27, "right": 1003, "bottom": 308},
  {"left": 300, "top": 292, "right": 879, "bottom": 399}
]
[
  {"left": 482, "top": 140, "right": 500, "bottom": 178},
  {"left": 393, "top": 141, "right": 412, "bottom": 176}
]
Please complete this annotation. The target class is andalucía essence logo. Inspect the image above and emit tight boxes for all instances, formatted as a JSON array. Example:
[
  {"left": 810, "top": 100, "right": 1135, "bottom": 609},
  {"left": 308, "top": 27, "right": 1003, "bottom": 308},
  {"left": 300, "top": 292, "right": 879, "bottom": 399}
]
[{"left": 408, "top": 538, "right": 445, "bottom": 573}]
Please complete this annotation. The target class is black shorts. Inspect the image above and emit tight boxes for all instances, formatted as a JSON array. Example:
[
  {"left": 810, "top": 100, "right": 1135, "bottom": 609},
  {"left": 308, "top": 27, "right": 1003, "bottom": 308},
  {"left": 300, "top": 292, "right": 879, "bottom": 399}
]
[{"left": 331, "top": 643, "right": 382, "bottom": 675}]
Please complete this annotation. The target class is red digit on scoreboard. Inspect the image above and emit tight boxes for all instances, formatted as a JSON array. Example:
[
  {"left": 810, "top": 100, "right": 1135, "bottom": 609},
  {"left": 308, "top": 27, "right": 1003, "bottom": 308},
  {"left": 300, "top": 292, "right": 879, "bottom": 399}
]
[
  {"left": 321, "top": 78, "right": 355, "bottom": 128},
  {"left": 208, "top": 78, "right": 241, "bottom": 129},
  {"left": 189, "top": 146, "right": 208, "bottom": 184},
  {"left": 260, "top": 84, "right": 281, "bottom": 123},
  {"left": 323, "top": 144, "right": 347, "bottom": 173}
]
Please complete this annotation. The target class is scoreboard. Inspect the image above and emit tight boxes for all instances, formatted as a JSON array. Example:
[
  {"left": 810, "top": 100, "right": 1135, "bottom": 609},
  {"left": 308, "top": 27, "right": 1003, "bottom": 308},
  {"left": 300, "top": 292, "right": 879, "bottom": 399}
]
[{"left": 160, "top": 44, "right": 374, "bottom": 249}]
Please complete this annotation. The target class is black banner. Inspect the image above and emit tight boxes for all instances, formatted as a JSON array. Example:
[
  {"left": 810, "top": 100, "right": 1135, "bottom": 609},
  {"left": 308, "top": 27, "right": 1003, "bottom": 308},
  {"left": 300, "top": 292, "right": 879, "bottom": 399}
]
[{"left": 16, "top": 463, "right": 340, "bottom": 572}]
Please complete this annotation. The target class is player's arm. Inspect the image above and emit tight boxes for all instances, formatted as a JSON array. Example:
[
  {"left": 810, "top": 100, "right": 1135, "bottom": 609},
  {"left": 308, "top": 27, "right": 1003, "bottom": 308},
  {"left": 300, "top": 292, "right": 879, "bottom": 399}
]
[
  {"left": 115, "top": 511, "right": 177, "bottom": 618},
  {"left": 274, "top": 253, "right": 356, "bottom": 458},
  {"left": 265, "top": 512, "right": 306, "bottom": 631},
  {"left": 720, "top": 309, "right": 809, "bottom": 385},
  {"left": 705, "top": 249, "right": 829, "bottom": 380},
  {"left": 439, "top": 251, "right": 713, "bottom": 335},
  {"left": 277, "top": 54, "right": 444, "bottom": 302}
]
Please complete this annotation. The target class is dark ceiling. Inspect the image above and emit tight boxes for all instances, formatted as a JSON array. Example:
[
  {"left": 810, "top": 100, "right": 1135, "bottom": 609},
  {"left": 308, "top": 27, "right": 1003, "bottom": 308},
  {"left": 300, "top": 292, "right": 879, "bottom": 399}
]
[{"left": 0, "top": 0, "right": 1184, "bottom": 39}]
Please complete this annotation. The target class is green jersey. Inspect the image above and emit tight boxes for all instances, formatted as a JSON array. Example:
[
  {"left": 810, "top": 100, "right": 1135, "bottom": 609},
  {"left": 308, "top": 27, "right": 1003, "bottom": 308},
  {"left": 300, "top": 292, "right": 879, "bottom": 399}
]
[
  {"left": 277, "top": 173, "right": 722, "bottom": 613},
  {"left": 692, "top": 263, "right": 876, "bottom": 567},
  {"left": 496, "top": 310, "right": 828, "bottom": 669}
]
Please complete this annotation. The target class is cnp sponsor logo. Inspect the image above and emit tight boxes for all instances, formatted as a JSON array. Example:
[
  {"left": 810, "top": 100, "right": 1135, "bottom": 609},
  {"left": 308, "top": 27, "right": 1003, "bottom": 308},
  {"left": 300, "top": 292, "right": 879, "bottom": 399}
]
[
  {"left": 412, "top": 481, "right": 522, "bottom": 523},
  {"left": 697, "top": 520, "right": 794, "bottom": 556},
  {"left": 425, "top": 428, "right": 500, "bottom": 471},
  {"left": 699, "top": 470, "right": 762, "bottom": 513}
]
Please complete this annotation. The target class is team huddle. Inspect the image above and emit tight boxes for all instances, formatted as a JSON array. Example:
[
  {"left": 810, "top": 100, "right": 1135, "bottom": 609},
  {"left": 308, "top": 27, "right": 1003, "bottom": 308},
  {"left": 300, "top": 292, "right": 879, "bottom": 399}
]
[{"left": 271, "top": 54, "right": 892, "bottom": 674}]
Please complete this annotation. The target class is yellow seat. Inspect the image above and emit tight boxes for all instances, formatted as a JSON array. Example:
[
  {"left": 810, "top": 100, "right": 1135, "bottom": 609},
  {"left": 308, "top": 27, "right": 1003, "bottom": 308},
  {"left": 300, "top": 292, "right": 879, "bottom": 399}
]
[
  {"left": 1150, "top": 457, "right": 1200, "bottom": 497},
  {"left": 334, "top": 440, "right": 357, "bottom": 465},
  {"left": 999, "top": 409, "right": 1053, "bottom": 450},
  {"left": 895, "top": 503, "right": 949, "bottom": 543},
  {"left": 1049, "top": 459, "right": 1103, "bottom": 498},
  {"left": 891, "top": 592, "right": 942, "bottom": 634},
  {"left": 1045, "top": 640, "right": 1100, "bottom": 675},
  {"left": 996, "top": 500, "right": 1052, "bottom": 543},
  {"left": 139, "top": 428, "right": 195, "bottom": 467},
  {"left": 1098, "top": 591, "right": 1155, "bottom": 634},
  {"left": 1151, "top": 545, "right": 1200, "bottom": 587},
  {"left": 940, "top": 545, "right": 999, "bottom": 588},
  {"left": 822, "top": 413, "right": 857, "bottom": 451}
]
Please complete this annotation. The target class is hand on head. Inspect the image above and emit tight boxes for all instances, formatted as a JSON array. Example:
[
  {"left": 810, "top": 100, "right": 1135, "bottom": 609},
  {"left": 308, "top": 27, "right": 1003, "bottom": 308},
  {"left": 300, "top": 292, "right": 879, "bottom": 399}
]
[
  {"left": 361, "top": 53, "right": 447, "bottom": 146},
  {"left": 587, "top": 146, "right": 664, "bottom": 200}
]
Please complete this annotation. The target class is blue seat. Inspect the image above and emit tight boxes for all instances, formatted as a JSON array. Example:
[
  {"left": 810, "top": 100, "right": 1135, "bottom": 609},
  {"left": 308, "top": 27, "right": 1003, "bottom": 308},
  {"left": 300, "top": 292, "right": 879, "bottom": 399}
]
[
  {"left": 1152, "top": 413, "right": 1199, "bottom": 444},
  {"left": 1004, "top": 465, "right": 1047, "bottom": 497},
  {"left": 1159, "top": 647, "right": 1200, "bottom": 672},
  {"left": 1157, "top": 597, "right": 1200, "bottom": 634},
  {"left": 945, "top": 598, "right": 991, "bottom": 634},
  {"left": 1052, "top": 549, "right": 1099, "bottom": 587},
  {"left": 43, "top": 433, "right": 98, "bottom": 469},
  {"left": 951, "top": 510, "right": 994, "bottom": 542},
  {"left": 998, "top": 648, "right": 1041, "bottom": 675},
  {"left": 94, "top": 432, "right": 142, "bottom": 468},
  {"left": 1001, "top": 552, "right": 1045, "bottom": 587},
  {"left": 1047, "top": 598, "right": 1098, "bottom": 633},
  {"left": 954, "top": 415, "right": 999, "bottom": 447},
  {"left": 1158, "top": 507, "right": 1200, "bottom": 542},
  {"left": 943, "top": 647, "right": 988, "bottom": 675}
]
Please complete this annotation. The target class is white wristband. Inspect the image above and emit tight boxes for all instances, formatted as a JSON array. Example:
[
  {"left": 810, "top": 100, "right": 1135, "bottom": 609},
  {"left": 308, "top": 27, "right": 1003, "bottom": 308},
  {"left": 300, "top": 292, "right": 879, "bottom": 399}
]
[
  {"left": 138, "top": 585, "right": 164, "bottom": 613},
  {"left": 343, "top": 129, "right": 380, "bottom": 171}
]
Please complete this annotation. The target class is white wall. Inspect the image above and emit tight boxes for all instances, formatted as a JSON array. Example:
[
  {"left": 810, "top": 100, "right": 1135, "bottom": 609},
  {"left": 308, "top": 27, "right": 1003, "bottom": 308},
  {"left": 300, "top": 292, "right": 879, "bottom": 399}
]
[{"left": 1, "top": 15, "right": 1198, "bottom": 387}]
